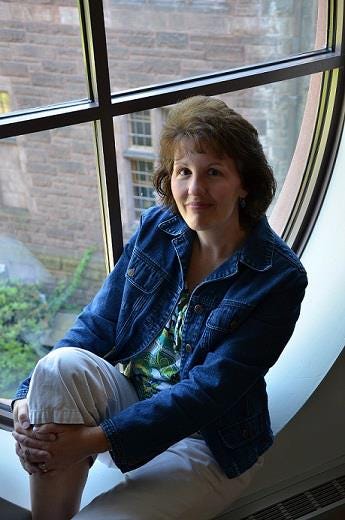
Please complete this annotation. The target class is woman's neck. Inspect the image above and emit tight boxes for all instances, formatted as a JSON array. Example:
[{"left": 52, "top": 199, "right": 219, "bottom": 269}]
[
  {"left": 186, "top": 227, "right": 247, "bottom": 292},
  {"left": 195, "top": 225, "right": 247, "bottom": 263}
]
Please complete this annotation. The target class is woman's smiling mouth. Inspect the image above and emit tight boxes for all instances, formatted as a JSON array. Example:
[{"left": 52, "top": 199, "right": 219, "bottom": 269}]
[{"left": 186, "top": 201, "right": 213, "bottom": 210}]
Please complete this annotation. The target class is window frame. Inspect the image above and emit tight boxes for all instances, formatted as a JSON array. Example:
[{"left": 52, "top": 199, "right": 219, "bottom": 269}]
[{"left": 0, "top": 0, "right": 344, "bottom": 425}]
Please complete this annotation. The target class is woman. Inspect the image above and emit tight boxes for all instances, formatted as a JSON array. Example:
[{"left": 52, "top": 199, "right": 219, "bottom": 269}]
[{"left": 13, "top": 96, "right": 307, "bottom": 520}]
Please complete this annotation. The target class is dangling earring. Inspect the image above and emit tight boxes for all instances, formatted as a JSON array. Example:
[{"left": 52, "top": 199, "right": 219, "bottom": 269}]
[{"left": 239, "top": 197, "right": 246, "bottom": 209}]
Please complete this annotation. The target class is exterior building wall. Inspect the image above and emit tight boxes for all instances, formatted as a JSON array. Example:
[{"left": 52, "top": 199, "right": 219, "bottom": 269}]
[{"left": 0, "top": 0, "right": 318, "bottom": 295}]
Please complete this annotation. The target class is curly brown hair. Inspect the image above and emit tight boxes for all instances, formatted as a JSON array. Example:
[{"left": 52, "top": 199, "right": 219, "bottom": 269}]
[{"left": 153, "top": 96, "right": 276, "bottom": 229}]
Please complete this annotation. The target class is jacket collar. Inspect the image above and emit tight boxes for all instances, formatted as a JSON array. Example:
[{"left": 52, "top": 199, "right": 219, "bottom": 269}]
[
  {"left": 158, "top": 212, "right": 190, "bottom": 236},
  {"left": 159, "top": 212, "right": 274, "bottom": 272},
  {"left": 239, "top": 216, "right": 274, "bottom": 271}
]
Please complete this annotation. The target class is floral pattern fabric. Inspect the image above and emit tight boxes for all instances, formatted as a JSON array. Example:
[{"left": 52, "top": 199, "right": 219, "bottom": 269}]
[{"left": 124, "top": 289, "right": 189, "bottom": 400}]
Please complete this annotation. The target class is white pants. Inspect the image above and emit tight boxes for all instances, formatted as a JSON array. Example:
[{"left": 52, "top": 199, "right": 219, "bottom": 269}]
[{"left": 27, "top": 347, "right": 263, "bottom": 519}]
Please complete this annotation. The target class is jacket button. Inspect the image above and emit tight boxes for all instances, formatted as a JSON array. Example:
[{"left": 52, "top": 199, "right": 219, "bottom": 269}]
[
  {"left": 194, "top": 304, "right": 204, "bottom": 314},
  {"left": 127, "top": 268, "right": 135, "bottom": 277},
  {"left": 185, "top": 343, "right": 193, "bottom": 353}
]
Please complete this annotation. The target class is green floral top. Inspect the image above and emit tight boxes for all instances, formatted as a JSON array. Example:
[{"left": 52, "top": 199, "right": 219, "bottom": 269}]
[{"left": 124, "top": 289, "right": 189, "bottom": 400}]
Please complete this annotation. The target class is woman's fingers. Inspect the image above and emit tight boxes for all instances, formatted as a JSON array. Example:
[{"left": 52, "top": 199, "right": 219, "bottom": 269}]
[
  {"left": 15, "top": 442, "right": 43, "bottom": 475},
  {"left": 12, "top": 430, "right": 51, "bottom": 455},
  {"left": 33, "top": 423, "right": 66, "bottom": 435},
  {"left": 32, "top": 424, "right": 59, "bottom": 440},
  {"left": 20, "top": 444, "right": 50, "bottom": 464},
  {"left": 13, "top": 399, "right": 30, "bottom": 429},
  {"left": 31, "top": 430, "right": 57, "bottom": 441}
]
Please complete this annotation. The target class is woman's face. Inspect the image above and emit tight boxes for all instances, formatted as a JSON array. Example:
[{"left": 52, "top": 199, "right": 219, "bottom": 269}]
[{"left": 170, "top": 138, "right": 247, "bottom": 236}]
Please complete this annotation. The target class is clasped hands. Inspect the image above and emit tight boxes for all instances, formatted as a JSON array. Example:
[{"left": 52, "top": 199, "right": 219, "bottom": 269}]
[{"left": 12, "top": 398, "right": 98, "bottom": 476}]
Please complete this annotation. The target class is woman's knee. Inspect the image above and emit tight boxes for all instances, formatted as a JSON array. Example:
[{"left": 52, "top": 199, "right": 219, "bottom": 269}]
[{"left": 34, "top": 347, "right": 88, "bottom": 381}]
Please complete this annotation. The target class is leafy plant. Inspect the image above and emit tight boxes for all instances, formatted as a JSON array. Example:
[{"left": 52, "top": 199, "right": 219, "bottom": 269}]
[{"left": 0, "top": 247, "right": 95, "bottom": 398}]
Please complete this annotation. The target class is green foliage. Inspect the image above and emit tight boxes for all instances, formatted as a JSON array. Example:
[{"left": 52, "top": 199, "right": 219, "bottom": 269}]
[
  {"left": 0, "top": 248, "right": 95, "bottom": 398},
  {"left": 47, "top": 247, "right": 95, "bottom": 316}
]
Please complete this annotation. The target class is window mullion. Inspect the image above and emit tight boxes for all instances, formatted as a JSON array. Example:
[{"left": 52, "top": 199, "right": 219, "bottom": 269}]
[
  {"left": 82, "top": 0, "right": 123, "bottom": 269},
  {"left": 109, "top": 51, "right": 342, "bottom": 116}
]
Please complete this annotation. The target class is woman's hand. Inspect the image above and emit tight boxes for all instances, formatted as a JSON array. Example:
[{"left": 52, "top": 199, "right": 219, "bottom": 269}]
[
  {"left": 12, "top": 423, "right": 108, "bottom": 474},
  {"left": 12, "top": 399, "right": 54, "bottom": 475}
]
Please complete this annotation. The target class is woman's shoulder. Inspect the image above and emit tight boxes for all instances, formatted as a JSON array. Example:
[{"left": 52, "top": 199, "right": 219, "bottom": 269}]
[
  {"left": 270, "top": 226, "right": 306, "bottom": 276},
  {"left": 140, "top": 204, "right": 175, "bottom": 226},
  {"left": 243, "top": 216, "right": 307, "bottom": 277}
]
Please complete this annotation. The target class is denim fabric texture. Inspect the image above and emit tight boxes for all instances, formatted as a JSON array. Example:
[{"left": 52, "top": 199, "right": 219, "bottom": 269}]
[{"left": 15, "top": 206, "right": 307, "bottom": 478}]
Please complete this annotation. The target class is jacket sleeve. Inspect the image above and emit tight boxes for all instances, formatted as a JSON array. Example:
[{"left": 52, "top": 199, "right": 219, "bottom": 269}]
[{"left": 100, "top": 266, "right": 307, "bottom": 472}]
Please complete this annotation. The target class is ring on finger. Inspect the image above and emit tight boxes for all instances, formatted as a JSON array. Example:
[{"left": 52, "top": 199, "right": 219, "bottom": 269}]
[{"left": 39, "top": 463, "right": 48, "bottom": 473}]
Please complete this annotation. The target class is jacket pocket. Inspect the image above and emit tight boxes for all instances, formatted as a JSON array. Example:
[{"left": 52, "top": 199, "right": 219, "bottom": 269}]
[
  {"left": 205, "top": 301, "right": 252, "bottom": 333},
  {"left": 125, "top": 248, "right": 167, "bottom": 294},
  {"left": 218, "top": 414, "right": 266, "bottom": 449}
]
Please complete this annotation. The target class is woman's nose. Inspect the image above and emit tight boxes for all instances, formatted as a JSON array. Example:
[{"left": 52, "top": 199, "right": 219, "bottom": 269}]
[{"left": 188, "top": 173, "right": 206, "bottom": 195}]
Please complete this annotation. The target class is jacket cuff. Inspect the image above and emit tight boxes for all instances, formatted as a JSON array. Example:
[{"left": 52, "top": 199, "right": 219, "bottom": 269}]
[{"left": 99, "top": 418, "right": 127, "bottom": 471}]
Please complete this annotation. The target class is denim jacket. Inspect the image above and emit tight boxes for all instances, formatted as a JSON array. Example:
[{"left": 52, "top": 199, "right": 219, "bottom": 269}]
[{"left": 16, "top": 206, "right": 307, "bottom": 478}]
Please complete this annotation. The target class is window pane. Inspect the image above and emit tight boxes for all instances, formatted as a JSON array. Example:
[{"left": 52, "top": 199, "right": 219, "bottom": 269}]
[
  {"left": 105, "top": 0, "right": 326, "bottom": 92},
  {"left": 114, "top": 74, "right": 319, "bottom": 240},
  {"left": 0, "top": 0, "right": 87, "bottom": 113},
  {"left": 0, "top": 124, "right": 106, "bottom": 397},
  {"left": 129, "top": 111, "right": 152, "bottom": 147}
]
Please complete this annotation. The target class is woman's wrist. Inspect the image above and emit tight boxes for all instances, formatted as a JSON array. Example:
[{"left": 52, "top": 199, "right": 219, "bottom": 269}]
[{"left": 84, "top": 425, "right": 109, "bottom": 455}]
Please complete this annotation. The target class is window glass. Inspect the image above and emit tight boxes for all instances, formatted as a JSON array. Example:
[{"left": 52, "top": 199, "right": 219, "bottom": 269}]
[
  {"left": 129, "top": 111, "right": 152, "bottom": 147},
  {"left": 0, "top": 0, "right": 87, "bottom": 113},
  {"left": 131, "top": 159, "right": 155, "bottom": 220},
  {"left": 0, "top": 124, "right": 106, "bottom": 397},
  {"left": 115, "top": 74, "right": 318, "bottom": 241},
  {"left": 105, "top": 0, "right": 325, "bottom": 92}
]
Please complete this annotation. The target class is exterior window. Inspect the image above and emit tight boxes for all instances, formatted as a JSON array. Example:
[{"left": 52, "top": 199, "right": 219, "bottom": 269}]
[
  {"left": 131, "top": 159, "right": 155, "bottom": 220},
  {"left": 128, "top": 111, "right": 152, "bottom": 147},
  {"left": 0, "top": 92, "right": 10, "bottom": 114}
]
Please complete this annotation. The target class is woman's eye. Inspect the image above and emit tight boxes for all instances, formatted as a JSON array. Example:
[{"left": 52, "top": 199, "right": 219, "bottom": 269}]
[
  {"left": 178, "top": 168, "right": 191, "bottom": 176},
  {"left": 208, "top": 168, "right": 220, "bottom": 176}
]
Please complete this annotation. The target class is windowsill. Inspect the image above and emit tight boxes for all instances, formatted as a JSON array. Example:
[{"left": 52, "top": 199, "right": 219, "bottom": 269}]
[
  {"left": 0, "top": 400, "right": 12, "bottom": 432},
  {"left": 123, "top": 148, "right": 156, "bottom": 160}
]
